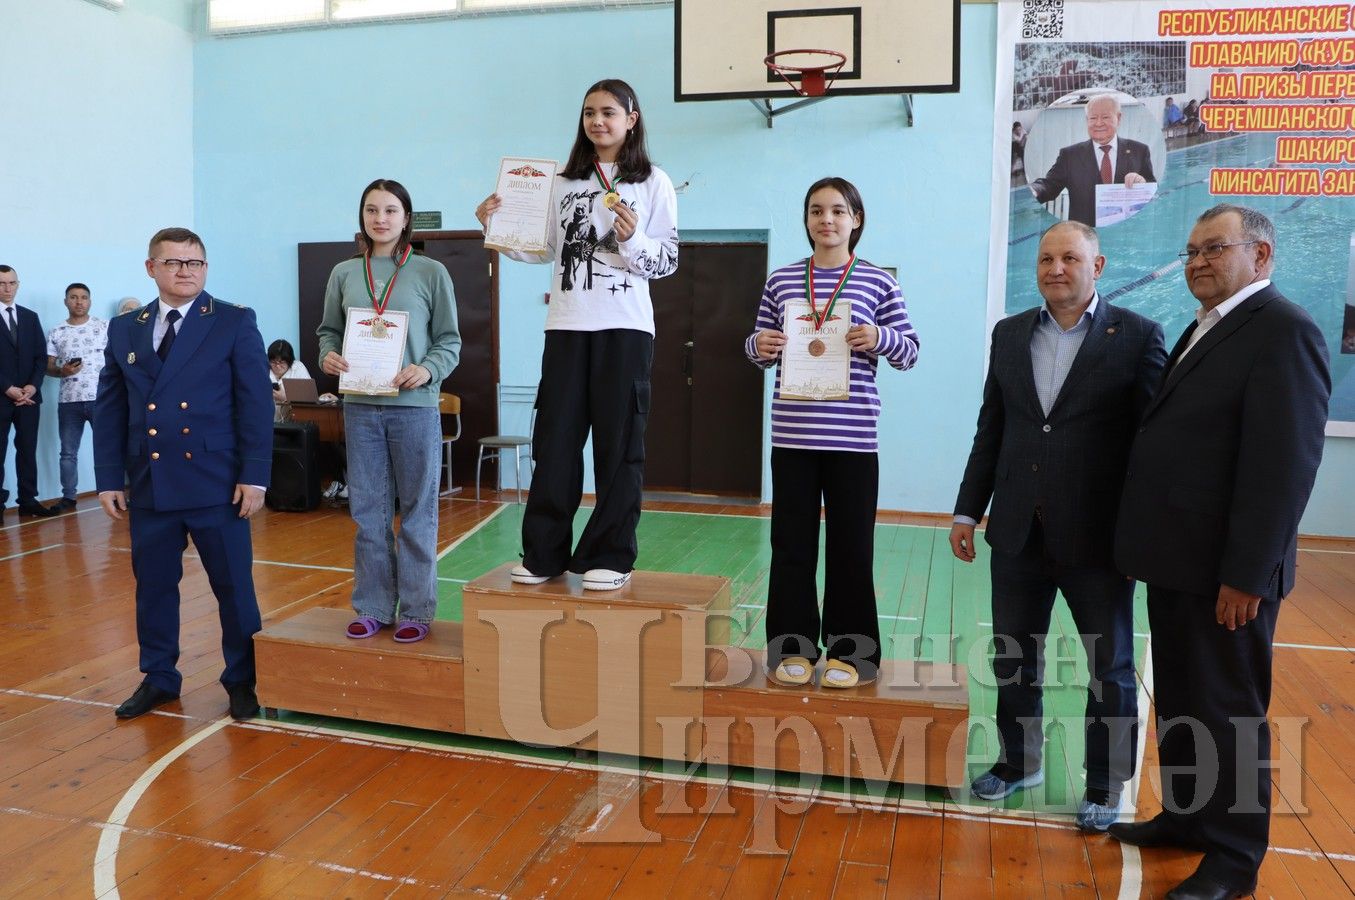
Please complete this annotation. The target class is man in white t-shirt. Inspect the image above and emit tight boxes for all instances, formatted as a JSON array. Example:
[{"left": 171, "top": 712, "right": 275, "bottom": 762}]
[{"left": 46, "top": 283, "right": 108, "bottom": 512}]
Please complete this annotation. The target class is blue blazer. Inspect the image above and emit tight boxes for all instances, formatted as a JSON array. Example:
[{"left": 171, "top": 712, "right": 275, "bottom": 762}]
[
  {"left": 0, "top": 304, "right": 47, "bottom": 400},
  {"left": 954, "top": 299, "right": 1166, "bottom": 568},
  {"left": 93, "top": 293, "right": 274, "bottom": 511},
  {"left": 1115, "top": 285, "right": 1330, "bottom": 598}
]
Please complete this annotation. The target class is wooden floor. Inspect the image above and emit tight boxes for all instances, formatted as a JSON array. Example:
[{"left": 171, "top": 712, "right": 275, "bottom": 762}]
[{"left": 1, "top": 493, "right": 1352, "bottom": 898}]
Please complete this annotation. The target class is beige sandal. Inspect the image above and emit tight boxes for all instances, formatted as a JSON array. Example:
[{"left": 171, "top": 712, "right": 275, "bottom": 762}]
[
  {"left": 821, "top": 658, "right": 874, "bottom": 689},
  {"left": 771, "top": 655, "right": 814, "bottom": 686}
]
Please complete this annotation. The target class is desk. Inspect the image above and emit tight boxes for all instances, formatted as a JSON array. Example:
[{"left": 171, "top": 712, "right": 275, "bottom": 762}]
[{"left": 288, "top": 402, "right": 343, "bottom": 442}]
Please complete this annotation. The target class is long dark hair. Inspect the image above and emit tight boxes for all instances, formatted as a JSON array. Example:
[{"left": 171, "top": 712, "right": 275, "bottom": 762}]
[
  {"left": 560, "top": 79, "right": 655, "bottom": 183},
  {"left": 358, "top": 178, "right": 415, "bottom": 259},
  {"left": 803, "top": 176, "right": 866, "bottom": 253}
]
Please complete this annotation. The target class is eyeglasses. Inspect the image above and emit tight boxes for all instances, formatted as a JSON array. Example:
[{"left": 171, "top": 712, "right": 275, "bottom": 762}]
[
  {"left": 1177, "top": 241, "right": 1257, "bottom": 263},
  {"left": 153, "top": 258, "right": 207, "bottom": 272}
]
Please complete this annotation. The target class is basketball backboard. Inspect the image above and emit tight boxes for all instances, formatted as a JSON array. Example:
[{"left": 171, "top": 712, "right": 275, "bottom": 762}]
[{"left": 674, "top": 0, "right": 960, "bottom": 102}]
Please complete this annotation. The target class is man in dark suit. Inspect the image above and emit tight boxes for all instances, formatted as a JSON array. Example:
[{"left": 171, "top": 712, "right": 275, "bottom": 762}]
[
  {"left": 1030, "top": 95, "right": 1156, "bottom": 227},
  {"left": 94, "top": 228, "right": 274, "bottom": 721},
  {"left": 951, "top": 221, "right": 1166, "bottom": 831},
  {"left": 0, "top": 265, "right": 58, "bottom": 520},
  {"left": 1110, "top": 205, "right": 1329, "bottom": 900}
]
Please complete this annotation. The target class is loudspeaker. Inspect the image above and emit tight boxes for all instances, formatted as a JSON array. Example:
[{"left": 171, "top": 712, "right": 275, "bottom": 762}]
[{"left": 267, "top": 421, "right": 321, "bottom": 511}]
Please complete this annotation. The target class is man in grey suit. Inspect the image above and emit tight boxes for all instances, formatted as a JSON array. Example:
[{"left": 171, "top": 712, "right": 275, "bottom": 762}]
[
  {"left": 1109, "top": 205, "right": 1329, "bottom": 900},
  {"left": 951, "top": 221, "right": 1166, "bottom": 831}
]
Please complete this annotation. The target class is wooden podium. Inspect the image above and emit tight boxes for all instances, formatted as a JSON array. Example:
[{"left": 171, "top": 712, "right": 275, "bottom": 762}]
[
  {"left": 255, "top": 562, "right": 970, "bottom": 787},
  {"left": 461, "top": 563, "right": 728, "bottom": 759}
]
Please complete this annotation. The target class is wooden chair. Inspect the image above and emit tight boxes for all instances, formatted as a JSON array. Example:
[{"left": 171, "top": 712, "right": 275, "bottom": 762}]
[
  {"left": 476, "top": 385, "right": 536, "bottom": 502},
  {"left": 438, "top": 392, "right": 463, "bottom": 497}
]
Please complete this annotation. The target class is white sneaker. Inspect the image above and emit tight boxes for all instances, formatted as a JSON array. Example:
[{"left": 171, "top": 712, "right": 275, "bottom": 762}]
[
  {"left": 322, "top": 482, "right": 340, "bottom": 499},
  {"left": 582, "top": 568, "right": 631, "bottom": 591},
  {"left": 335, "top": 484, "right": 348, "bottom": 500},
  {"left": 511, "top": 564, "right": 551, "bottom": 585}
]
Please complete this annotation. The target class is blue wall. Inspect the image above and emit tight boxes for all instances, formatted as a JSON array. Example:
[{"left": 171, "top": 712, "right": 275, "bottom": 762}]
[
  {"left": 193, "top": 5, "right": 999, "bottom": 514},
  {"left": 7, "top": 1, "right": 1351, "bottom": 535},
  {"left": 0, "top": 0, "right": 193, "bottom": 505}
]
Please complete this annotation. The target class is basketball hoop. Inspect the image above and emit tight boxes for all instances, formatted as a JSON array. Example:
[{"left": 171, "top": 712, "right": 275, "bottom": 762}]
[{"left": 764, "top": 48, "right": 847, "bottom": 98}]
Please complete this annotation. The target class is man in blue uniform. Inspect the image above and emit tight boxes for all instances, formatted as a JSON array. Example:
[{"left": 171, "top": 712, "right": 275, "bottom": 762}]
[{"left": 95, "top": 227, "right": 274, "bottom": 720}]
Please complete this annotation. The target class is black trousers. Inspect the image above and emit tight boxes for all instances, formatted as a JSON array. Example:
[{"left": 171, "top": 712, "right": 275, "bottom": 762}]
[
  {"left": 988, "top": 516, "right": 1138, "bottom": 798},
  {"left": 765, "top": 447, "right": 881, "bottom": 678},
  {"left": 0, "top": 401, "right": 40, "bottom": 506},
  {"left": 521, "top": 329, "right": 652, "bottom": 575},
  {"left": 1147, "top": 583, "right": 1279, "bottom": 892}
]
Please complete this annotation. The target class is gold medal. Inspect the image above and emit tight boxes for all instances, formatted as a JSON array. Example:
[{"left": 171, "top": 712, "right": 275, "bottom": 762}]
[
  {"left": 594, "top": 162, "right": 625, "bottom": 211},
  {"left": 808, "top": 339, "right": 826, "bottom": 358},
  {"left": 371, "top": 317, "right": 387, "bottom": 339}
]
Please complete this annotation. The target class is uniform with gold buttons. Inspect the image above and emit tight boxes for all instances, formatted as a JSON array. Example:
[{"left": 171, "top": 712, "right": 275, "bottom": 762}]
[{"left": 93, "top": 289, "right": 273, "bottom": 699}]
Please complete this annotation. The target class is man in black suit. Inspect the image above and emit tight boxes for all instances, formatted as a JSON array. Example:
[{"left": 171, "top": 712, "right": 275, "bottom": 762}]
[
  {"left": 1030, "top": 95, "right": 1156, "bottom": 227},
  {"left": 0, "top": 265, "right": 57, "bottom": 520},
  {"left": 1110, "top": 205, "right": 1330, "bottom": 900},
  {"left": 951, "top": 222, "right": 1166, "bottom": 831}
]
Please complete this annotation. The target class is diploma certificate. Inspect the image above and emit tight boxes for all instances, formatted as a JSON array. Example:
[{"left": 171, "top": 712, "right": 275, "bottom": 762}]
[
  {"left": 484, "top": 156, "right": 559, "bottom": 254},
  {"left": 778, "top": 299, "right": 851, "bottom": 401},
  {"left": 1094, "top": 182, "right": 1158, "bottom": 227},
  {"left": 339, "top": 307, "right": 408, "bottom": 397}
]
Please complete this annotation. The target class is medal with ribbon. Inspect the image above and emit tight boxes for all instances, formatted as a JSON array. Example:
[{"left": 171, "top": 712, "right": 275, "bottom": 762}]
[
  {"left": 363, "top": 244, "right": 411, "bottom": 338},
  {"left": 802, "top": 254, "right": 857, "bottom": 356},
  {"left": 593, "top": 161, "right": 623, "bottom": 209}
]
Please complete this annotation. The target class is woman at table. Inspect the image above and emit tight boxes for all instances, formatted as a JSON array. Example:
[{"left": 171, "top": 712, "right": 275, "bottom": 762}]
[
  {"left": 318, "top": 178, "right": 461, "bottom": 643},
  {"left": 267, "top": 338, "right": 311, "bottom": 421}
]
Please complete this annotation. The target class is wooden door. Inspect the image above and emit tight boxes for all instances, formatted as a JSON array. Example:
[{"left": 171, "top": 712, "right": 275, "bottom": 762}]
[
  {"left": 646, "top": 242, "right": 766, "bottom": 497},
  {"left": 297, "top": 231, "right": 498, "bottom": 490}
]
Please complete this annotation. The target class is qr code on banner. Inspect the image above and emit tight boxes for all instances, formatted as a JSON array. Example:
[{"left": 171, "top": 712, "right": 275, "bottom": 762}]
[{"left": 1023, "top": 0, "right": 1065, "bottom": 39}]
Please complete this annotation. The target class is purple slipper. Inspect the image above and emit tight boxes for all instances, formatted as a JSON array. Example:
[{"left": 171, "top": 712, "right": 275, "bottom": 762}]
[
  {"left": 392, "top": 621, "right": 429, "bottom": 643},
  {"left": 346, "top": 616, "right": 385, "bottom": 639}
]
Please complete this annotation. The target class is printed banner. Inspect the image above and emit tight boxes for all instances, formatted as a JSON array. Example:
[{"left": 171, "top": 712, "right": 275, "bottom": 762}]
[{"left": 989, "top": 0, "right": 1355, "bottom": 434}]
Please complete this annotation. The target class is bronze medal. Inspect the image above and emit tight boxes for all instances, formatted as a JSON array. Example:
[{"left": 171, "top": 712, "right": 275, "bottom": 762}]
[
  {"left": 808, "top": 339, "right": 826, "bottom": 357},
  {"left": 371, "top": 317, "right": 387, "bottom": 339}
]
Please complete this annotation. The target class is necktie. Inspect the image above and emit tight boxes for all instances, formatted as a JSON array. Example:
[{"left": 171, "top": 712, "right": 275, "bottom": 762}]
[
  {"left": 158, "top": 309, "right": 181, "bottom": 361},
  {"left": 1099, "top": 145, "right": 1113, "bottom": 184},
  {"left": 4, "top": 307, "right": 15, "bottom": 347}
]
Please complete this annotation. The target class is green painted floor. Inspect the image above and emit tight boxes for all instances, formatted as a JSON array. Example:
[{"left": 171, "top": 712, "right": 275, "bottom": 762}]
[{"left": 292, "top": 505, "right": 1151, "bottom": 816}]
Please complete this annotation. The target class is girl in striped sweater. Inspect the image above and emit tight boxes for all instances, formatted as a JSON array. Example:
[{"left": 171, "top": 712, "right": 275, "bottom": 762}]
[{"left": 744, "top": 177, "right": 920, "bottom": 688}]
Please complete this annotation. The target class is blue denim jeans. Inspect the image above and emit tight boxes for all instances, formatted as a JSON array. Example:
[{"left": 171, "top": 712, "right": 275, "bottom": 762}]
[
  {"left": 58, "top": 401, "right": 95, "bottom": 500},
  {"left": 343, "top": 403, "right": 441, "bottom": 624}
]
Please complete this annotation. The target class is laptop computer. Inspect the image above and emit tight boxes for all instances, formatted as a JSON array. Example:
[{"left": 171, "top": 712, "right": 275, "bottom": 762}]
[{"left": 282, "top": 377, "right": 320, "bottom": 404}]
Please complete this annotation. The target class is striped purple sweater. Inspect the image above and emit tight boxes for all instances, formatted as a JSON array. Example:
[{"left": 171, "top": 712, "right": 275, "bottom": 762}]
[{"left": 744, "top": 258, "right": 919, "bottom": 452}]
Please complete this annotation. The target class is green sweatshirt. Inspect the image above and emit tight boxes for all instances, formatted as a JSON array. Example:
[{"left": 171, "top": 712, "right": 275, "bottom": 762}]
[{"left": 316, "top": 253, "right": 462, "bottom": 407}]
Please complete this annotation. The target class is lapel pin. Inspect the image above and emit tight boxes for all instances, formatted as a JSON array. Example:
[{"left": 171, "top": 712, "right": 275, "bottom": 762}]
[
  {"left": 200, "top": 306, "right": 207, "bottom": 313},
  {"left": 1106, "top": 327, "right": 1116, "bottom": 334},
  {"left": 127, "top": 352, "right": 136, "bottom": 364}
]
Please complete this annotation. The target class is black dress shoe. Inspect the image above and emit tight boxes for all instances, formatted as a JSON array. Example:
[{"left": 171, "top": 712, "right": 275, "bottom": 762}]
[
  {"left": 54, "top": 498, "right": 77, "bottom": 512},
  {"left": 1106, "top": 815, "right": 1192, "bottom": 849},
  {"left": 17, "top": 502, "right": 57, "bottom": 518},
  {"left": 115, "top": 682, "right": 180, "bottom": 719},
  {"left": 226, "top": 683, "right": 259, "bottom": 720},
  {"left": 1165, "top": 872, "right": 1247, "bottom": 900}
]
